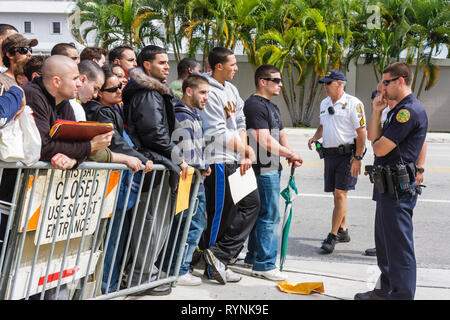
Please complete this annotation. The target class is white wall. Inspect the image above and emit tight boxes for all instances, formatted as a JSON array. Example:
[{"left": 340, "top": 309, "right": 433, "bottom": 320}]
[{"left": 0, "top": 12, "right": 77, "bottom": 54}]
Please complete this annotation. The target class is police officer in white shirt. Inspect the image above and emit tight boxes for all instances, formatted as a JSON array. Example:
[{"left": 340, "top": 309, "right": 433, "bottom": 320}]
[{"left": 308, "top": 69, "right": 367, "bottom": 254}]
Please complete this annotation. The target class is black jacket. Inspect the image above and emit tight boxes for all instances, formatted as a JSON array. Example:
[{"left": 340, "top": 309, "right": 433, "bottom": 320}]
[
  {"left": 122, "top": 67, "right": 181, "bottom": 189},
  {"left": 83, "top": 100, "right": 149, "bottom": 164},
  {"left": 23, "top": 77, "right": 91, "bottom": 162}
]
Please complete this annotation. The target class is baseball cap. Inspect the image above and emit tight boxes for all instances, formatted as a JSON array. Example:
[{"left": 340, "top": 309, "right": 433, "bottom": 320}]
[
  {"left": 371, "top": 90, "right": 379, "bottom": 100},
  {"left": 2, "top": 34, "right": 38, "bottom": 56},
  {"left": 318, "top": 69, "right": 347, "bottom": 83}
]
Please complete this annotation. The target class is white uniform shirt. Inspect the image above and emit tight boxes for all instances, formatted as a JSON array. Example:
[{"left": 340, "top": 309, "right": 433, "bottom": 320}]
[
  {"left": 69, "top": 99, "right": 87, "bottom": 121},
  {"left": 319, "top": 92, "right": 366, "bottom": 148}
]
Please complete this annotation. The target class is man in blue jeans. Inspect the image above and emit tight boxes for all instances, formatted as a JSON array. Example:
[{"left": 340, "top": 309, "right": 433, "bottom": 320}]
[
  {"left": 164, "top": 74, "right": 211, "bottom": 285},
  {"left": 243, "top": 65, "right": 302, "bottom": 281}
]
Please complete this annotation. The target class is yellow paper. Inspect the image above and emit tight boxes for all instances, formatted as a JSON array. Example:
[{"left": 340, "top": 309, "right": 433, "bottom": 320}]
[
  {"left": 175, "top": 168, "right": 195, "bottom": 215},
  {"left": 277, "top": 280, "right": 325, "bottom": 295}
]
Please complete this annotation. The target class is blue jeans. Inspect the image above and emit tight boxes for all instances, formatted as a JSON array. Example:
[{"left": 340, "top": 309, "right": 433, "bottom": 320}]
[
  {"left": 245, "top": 170, "right": 281, "bottom": 271},
  {"left": 162, "top": 191, "right": 206, "bottom": 276}
]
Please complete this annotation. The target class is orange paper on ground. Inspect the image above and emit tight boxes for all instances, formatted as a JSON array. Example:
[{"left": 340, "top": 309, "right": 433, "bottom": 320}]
[{"left": 277, "top": 280, "right": 325, "bottom": 295}]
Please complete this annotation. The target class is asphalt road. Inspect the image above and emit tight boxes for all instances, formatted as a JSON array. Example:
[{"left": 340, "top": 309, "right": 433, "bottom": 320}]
[{"left": 279, "top": 129, "right": 450, "bottom": 270}]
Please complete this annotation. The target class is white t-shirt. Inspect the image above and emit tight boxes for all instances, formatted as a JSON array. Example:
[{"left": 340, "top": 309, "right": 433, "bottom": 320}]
[
  {"left": 69, "top": 99, "right": 86, "bottom": 121},
  {"left": 319, "top": 92, "right": 366, "bottom": 148}
]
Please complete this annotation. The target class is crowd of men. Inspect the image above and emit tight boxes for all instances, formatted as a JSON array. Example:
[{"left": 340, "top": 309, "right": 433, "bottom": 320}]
[{"left": 0, "top": 22, "right": 428, "bottom": 300}]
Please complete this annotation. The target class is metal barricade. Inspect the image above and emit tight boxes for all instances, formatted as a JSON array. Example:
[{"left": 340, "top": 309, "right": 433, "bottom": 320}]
[{"left": 0, "top": 161, "right": 201, "bottom": 300}]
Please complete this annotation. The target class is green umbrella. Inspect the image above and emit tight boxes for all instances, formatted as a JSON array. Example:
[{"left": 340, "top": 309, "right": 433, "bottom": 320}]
[{"left": 279, "top": 165, "right": 298, "bottom": 272}]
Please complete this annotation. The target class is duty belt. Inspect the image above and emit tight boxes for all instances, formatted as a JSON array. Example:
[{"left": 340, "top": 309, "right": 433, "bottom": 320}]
[
  {"left": 364, "top": 162, "right": 422, "bottom": 197},
  {"left": 322, "top": 144, "right": 355, "bottom": 156}
]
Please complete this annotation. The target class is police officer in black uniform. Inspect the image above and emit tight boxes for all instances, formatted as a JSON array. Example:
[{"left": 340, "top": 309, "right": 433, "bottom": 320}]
[{"left": 355, "top": 62, "right": 428, "bottom": 300}]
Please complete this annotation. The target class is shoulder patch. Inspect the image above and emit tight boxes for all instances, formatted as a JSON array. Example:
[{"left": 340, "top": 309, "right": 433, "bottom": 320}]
[{"left": 396, "top": 109, "right": 410, "bottom": 123}]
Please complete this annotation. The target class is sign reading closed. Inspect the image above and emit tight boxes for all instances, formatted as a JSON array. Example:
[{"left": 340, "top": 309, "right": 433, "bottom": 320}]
[{"left": 18, "top": 169, "right": 120, "bottom": 245}]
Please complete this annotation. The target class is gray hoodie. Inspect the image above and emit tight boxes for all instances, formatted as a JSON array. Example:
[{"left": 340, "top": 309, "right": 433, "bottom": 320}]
[{"left": 198, "top": 74, "right": 246, "bottom": 164}]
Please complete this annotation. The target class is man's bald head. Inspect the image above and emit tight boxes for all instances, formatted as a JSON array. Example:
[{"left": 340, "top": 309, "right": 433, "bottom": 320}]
[
  {"left": 42, "top": 55, "right": 77, "bottom": 80},
  {"left": 41, "top": 55, "right": 82, "bottom": 103}
]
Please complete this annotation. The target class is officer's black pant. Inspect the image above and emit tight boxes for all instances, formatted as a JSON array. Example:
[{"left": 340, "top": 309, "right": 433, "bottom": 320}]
[
  {"left": 374, "top": 189, "right": 417, "bottom": 300},
  {"left": 200, "top": 163, "right": 260, "bottom": 265}
]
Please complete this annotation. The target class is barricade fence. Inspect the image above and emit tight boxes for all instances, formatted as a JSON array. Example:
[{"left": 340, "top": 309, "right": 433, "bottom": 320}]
[{"left": 0, "top": 161, "right": 201, "bottom": 300}]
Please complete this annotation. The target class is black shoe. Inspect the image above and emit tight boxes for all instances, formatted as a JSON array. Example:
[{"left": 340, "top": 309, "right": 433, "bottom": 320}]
[
  {"left": 203, "top": 249, "right": 227, "bottom": 285},
  {"left": 336, "top": 227, "right": 351, "bottom": 243},
  {"left": 191, "top": 248, "right": 206, "bottom": 270},
  {"left": 321, "top": 233, "right": 337, "bottom": 253},
  {"left": 133, "top": 284, "right": 172, "bottom": 296},
  {"left": 365, "top": 248, "right": 377, "bottom": 256},
  {"left": 354, "top": 290, "right": 387, "bottom": 300}
]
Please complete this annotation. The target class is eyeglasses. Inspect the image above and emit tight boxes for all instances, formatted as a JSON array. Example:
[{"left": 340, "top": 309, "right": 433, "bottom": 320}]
[
  {"left": 101, "top": 82, "right": 123, "bottom": 93},
  {"left": 262, "top": 78, "right": 282, "bottom": 84},
  {"left": 328, "top": 106, "right": 335, "bottom": 115},
  {"left": 382, "top": 76, "right": 406, "bottom": 86},
  {"left": 14, "top": 47, "right": 33, "bottom": 55}
]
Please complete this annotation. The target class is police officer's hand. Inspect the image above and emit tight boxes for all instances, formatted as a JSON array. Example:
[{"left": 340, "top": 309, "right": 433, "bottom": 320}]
[
  {"left": 415, "top": 171, "right": 424, "bottom": 185},
  {"left": 351, "top": 158, "right": 362, "bottom": 178},
  {"left": 307, "top": 138, "right": 316, "bottom": 150},
  {"left": 372, "top": 94, "right": 388, "bottom": 113}
]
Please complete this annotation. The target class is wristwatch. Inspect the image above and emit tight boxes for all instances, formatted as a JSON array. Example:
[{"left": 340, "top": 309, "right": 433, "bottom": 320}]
[
  {"left": 353, "top": 155, "right": 363, "bottom": 161},
  {"left": 417, "top": 167, "right": 425, "bottom": 173}
]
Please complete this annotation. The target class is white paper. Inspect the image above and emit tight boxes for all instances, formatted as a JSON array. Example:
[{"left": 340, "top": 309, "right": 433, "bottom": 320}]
[{"left": 228, "top": 167, "right": 258, "bottom": 204}]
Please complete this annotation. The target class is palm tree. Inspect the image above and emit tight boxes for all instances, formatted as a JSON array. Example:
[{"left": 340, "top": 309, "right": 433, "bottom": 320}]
[
  {"left": 70, "top": 0, "right": 118, "bottom": 48},
  {"left": 405, "top": 0, "right": 450, "bottom": 98}
]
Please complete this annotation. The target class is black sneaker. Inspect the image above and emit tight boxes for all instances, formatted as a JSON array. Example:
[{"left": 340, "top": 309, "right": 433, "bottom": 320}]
[
  {"left": 191, "top": 248, "right": 206, "bottom": 270},
  {"left": 354, "top": 290, "right": 387, "bottom": 300},
  {"left": 203, "top": 249, "right": 227, "bottom": 285},
  {"left": 336, "top": 227, "right": 351, "bottom": 243},
  {"left": 321, "top": 233, "right": 337, "bottom": 253}
]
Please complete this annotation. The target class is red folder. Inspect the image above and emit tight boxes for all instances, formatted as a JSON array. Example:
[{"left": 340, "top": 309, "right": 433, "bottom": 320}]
[{"left": 49, "top": 120, "right": 113, "bottom": 141}]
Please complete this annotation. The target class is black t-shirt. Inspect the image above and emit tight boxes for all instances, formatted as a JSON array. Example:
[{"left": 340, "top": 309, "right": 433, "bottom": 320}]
[{"left": 244, "top": 94, "right": 284, "bottom": 175}]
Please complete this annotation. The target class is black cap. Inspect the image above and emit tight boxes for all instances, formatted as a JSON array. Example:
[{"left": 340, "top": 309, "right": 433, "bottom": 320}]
[
  {"left": 371, "top": 90, "right": 379, "bottom": 100},
  {"left": 318, "top": 69, "right": 346, "bottom": 83}
]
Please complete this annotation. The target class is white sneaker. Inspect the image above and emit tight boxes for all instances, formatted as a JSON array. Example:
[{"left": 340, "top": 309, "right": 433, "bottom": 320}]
[
  {"left": 252, "top": 268, "right": 287, "bottom": 281},
  {"left": 225, "top": 269, "right": 242, "bottom": 283},
  {"left": 176, "top": 272, "right": 202, "bottom": 286}
]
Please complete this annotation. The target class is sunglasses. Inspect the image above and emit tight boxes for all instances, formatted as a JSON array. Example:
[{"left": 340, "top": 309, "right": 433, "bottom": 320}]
[
  {"left": 382, "top": 76, "right": 406, "bottom": 86},
  {"left": 328, "top": 106, "right": 335, "bottom": 115},
  {"left": 101, "top": 82, "right": 123, "bottom": 93},
  {"left": 262, "top": 77, "right": 282, "bottom": 84},
  {"left": 14, "top": 47, "right": 33, "bottom": 55}
]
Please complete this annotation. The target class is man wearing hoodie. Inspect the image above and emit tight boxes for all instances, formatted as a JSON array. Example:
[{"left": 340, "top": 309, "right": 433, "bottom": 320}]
[
  {"left": 121, "top": 45, "right": 188, "bottom": 296},
  {"left": 197, "top": 47, "right": 260, "bottom": 285}
]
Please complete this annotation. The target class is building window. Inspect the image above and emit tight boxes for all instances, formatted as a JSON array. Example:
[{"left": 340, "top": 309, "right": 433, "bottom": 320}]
[
  {"left": 24, "top": 21, "right": 32, "bottom": 34},
  {"left": 52, "top": 22, "right": 61, "bottom": 34}
]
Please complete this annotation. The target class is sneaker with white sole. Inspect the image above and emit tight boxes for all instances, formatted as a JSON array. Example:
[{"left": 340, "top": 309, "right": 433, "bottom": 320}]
[
  {"left": 252, "top": 268, "right": 288, "bottom": 281},
  {"left": 225, "top": 269, "right": 242, "bottom": 283},
  {"left": 177, "top": 272, "right": 202, "bottom": 286},
  {"left": 203, "top": 249, "right": 227, "bottom": 285}
]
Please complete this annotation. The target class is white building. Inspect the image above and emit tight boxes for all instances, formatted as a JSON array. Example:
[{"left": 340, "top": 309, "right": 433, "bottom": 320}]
[{"left": 0, "top": 0, "right": 78, "bottom": 55}]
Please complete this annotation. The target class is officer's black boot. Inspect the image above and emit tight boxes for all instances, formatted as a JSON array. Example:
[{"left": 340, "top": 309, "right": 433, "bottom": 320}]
[
  {"left": 321, "top": 233, "right": 337, "bottom": 253},
  {"left": 336, "top": 227, "right": 351, "bottom": 243}
]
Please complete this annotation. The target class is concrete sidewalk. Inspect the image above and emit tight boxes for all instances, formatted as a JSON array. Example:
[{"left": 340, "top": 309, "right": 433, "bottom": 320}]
[{"left": 123, "top": 257, "right": 450, "bottom": 301}]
